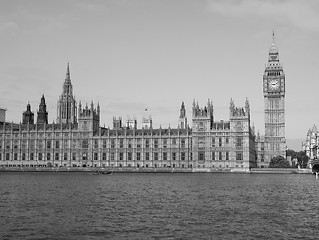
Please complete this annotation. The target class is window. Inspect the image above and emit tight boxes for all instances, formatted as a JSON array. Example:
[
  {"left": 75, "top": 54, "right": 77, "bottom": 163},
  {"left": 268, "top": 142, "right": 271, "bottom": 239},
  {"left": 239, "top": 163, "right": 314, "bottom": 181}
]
[
  {"left": 226, "top": 152, "right": 229, "bottom": 160},
  {"left": 219, "top": 137, "right": 222, "bottom": 147},
  {"left": 145, "top": 139, "right": 149, "bottom": 148},
  {"left": 236, "top": 137, "right": 243, "bottom": 148},
  {"left": 14, "top": 153, "right": 18, "bottom": 161},
  {"left": 154, "top": 139, "right": 158, "bottom": 148},
  {"left": 6, "top": 141, "right": 10, "bottom": 149},
  {"left": 64, "top": 153, "right": 68, "bottom": 161},
  {"left": 128, "top": 139, "right": 132, "bottom": 148},
  {"left": 119, "top": 139, "right": 124, "bottom": 148},
  {"left": 14, "top": 140, "right": 19, "bottom": 149},
  {"left": 111, "top": 139, "right": 115, "bottom": 148},
  {"left": 94, "top": 140, "right": 99, "bottom": 149},
  {"left": 55, "top": 153, "right": 59, "bottom": 161},
  {"left": 212, "top": 138, "right": 215, "bottom": 147},
  {"left": 172, "top": 152, "right": 176, "bottom": 161},
  {"left": 212, "top": 152, "right": 215, "bottom": 160},
  {"left": 154, "top": 152, "right": 158, "bottom": 161},
  {"left": 128, "top": 152, "right": 132, "bottom": 161},
  {"left": 102, "top": 140, "right": 107, "bottom": 149},
  {"left": 63, "top": 140, "right": 69, "bottom": 149},
  {"left": 47, "top": 140, "right": 51, "bottom": 149},
  {"left": 30, "top": 153, "right": 34, "bottom": 161},
  {"left": 102, "top": 152, "right": 107, "bottom": 161},
  {"left": 163, "top": 139, "right": 167, "bottom": 148},
  {"left": 163, "top": 152, "right": 167, "bottom": 161},
  {"left": 111, "top": 152, "right": 115, "bottom": 161},
  {"left": 172, "top": 139, "right": 177, "bottom": 145},
  {"left": 137, "top": 139, "right": 141, "bottom": 148},
  {"left": 145, "top": 152, "right": 150, "bottom": 161},
  {"left": 55, "top": 141, "right": 60, "bottom": 149},
  {"left": 94, "top": 152, "right": 98, "bottom": 161},
  {"left": 119, "top": 153, "right": 123, "bottom": 161},
  {"left": 47, "top": 153, "right": 51, "bottom": 161},
  {"left": 72, "top": 152, "right": 76, "bottom": 161},
  {"left": 236, "top": 152, "right": 243, "bottom": 161},
  {"left": 181, "top": 152, "right": 185, "bottom": 161},
  {"left": 30, "top": 140, "right": 35, "bottom": 149},
  {"left": 82, "top": 140, "right": 89, "bottom": 149},
  {"left": 219, "top": 152, "right": 222, "bottom": 160},
  {"left": 137, "top": 152, "right": 141, "bottom": 161},
  {"left": 181, "top": 139, "right": 185, "bottom": 148},
  {"left": 38, "top": 153, "right": 43, "bottom": 161},
  {"left": 199, "top": 152, "right": 205, "bottom": 161}
]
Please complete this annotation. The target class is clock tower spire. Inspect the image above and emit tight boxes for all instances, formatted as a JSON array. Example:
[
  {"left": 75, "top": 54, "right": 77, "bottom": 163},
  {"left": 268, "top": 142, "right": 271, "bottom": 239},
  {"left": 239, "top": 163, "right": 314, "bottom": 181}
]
[{"left": 263, "top": 31, "right": 286, "bottom": 165}]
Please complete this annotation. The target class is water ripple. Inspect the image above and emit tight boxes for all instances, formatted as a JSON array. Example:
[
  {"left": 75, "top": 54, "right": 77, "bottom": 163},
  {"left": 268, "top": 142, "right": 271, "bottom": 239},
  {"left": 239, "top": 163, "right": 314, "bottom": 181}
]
[{"left": 1, "top": 173, "right": 319, "bottom": 239}]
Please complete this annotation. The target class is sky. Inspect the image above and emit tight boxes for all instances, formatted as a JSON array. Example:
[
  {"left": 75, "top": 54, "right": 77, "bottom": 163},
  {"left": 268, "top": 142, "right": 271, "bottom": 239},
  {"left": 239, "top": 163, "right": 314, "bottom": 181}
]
[{"left": 1, "top": 0, "right": 319, "bottom": 151}]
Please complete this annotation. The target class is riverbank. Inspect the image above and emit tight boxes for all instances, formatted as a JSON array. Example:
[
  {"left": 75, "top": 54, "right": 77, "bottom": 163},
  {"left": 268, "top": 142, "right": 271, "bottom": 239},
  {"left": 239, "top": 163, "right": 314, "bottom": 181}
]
[{"left": 0, "top": 166, "right": 313, "bottom": 174}]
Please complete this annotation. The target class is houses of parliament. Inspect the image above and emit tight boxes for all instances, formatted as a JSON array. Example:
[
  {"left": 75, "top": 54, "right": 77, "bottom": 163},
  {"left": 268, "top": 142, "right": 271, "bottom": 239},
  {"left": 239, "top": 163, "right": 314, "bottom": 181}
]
[{"left": 0, "top": 34, "right": 286, "bottom": 171}]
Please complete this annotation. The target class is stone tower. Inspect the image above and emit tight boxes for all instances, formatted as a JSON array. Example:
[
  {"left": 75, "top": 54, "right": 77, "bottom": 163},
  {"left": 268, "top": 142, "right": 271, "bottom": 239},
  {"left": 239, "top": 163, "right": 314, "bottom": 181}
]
[
  {"left": 57, "top": 63, "right": 77, "bottom": 124},
  {"left": 37, "top": 94, "right": 48, "bottom": 124},
  {"left": 178, "top": 102, "right": 188, "bottom": 129},
  {"left": 192, "top": 99, "right": 213, "bottom": 132},
  {"left": 263, "top": 32, "right": 286, "bottom": 163},
  {"left": 230, "top": 98, "right": 256, "bottom": 168},
  {"left": 78, "top": 101, "right": 100, "bottom": 133},
  {"left": 192, "top": 99, "right": 214, "bottom": 166},
  {"left": 22, "top": 103, "right": 34, "bottom": 125}
]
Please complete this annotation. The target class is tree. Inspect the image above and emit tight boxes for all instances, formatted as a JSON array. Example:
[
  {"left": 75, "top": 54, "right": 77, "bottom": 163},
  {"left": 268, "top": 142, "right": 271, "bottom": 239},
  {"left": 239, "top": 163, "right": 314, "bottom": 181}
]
[
  {"left": 269, "top": 155, "right": 290, "bottom": 168},
  {"left": 286, "top": 149, "right": 309, "bottom": 168}
]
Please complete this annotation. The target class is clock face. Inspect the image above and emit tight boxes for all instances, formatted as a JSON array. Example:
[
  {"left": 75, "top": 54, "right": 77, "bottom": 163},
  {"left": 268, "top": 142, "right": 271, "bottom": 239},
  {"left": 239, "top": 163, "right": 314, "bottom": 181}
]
[{"left": 269, "top": 79, "right": 279, "bottom": 90}]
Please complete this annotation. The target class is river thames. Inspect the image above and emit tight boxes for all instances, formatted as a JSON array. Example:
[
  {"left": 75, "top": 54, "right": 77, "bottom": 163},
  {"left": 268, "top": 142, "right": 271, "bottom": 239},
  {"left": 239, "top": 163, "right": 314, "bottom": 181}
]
[{"left": 0, "top": 172, "right": 318, "bottom": 239}]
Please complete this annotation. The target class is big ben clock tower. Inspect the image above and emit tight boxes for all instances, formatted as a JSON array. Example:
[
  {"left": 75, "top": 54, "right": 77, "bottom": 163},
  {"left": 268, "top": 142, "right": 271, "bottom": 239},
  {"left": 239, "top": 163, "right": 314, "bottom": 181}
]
[{"left": 263, "top": 32, "right": 286, "bottom": 163}]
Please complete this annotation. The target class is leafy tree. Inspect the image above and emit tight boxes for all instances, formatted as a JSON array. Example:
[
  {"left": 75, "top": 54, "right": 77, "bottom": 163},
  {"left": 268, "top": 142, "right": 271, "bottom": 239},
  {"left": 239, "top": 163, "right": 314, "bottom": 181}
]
[
  {"left": 286, "top": 149, "right": 309, "bottom": 168},
  {"left": 296, "top": 151, "right": 309, "bottom": 168},
  {"left": 269, "top": 155, "right": 290, "bottom": 168}
]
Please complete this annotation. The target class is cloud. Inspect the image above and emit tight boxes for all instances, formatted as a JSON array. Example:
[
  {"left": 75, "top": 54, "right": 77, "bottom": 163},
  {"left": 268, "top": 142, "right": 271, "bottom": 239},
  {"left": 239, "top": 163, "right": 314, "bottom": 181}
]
[{"left": 206, "top": 0, "right": 319, "bottom": 33}]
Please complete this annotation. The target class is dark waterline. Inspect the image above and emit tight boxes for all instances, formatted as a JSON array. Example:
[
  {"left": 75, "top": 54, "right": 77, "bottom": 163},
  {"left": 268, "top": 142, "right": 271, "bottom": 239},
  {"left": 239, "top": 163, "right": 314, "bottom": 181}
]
[{"left": 0, "top": 172, "right": 318, "bottom": 239}]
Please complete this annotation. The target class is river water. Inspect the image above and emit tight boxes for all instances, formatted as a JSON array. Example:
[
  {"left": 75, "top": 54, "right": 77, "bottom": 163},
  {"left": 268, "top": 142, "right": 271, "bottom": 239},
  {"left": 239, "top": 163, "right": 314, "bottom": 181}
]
[{"left": 0, "top": 172, "right": 318, "bottom": 239}]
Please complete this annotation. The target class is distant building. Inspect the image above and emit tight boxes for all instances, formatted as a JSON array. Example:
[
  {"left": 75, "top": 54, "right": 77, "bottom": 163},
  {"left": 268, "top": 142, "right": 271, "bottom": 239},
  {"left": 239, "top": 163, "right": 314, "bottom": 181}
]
[
  {"left": 0, "top": 108, "right": 6, "bottom": 123},
  {"left": 303, "top": 125, "right": 318, "bottom": 168}
]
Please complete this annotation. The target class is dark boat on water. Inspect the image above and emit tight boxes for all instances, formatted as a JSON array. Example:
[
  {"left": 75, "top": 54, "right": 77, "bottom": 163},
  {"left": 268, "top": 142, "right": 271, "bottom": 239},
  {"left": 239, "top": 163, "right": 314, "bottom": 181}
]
[{"left": 92, "top": 170, "right": 113, "bottom": 175}]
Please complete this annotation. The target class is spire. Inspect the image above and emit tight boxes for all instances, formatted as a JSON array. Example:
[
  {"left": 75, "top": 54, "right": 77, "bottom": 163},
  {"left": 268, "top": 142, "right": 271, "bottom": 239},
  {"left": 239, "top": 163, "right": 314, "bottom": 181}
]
[
  {"left": 65, "top": 62, "right": 71, "bottom": 82},
  {"left": 180, "top": 101, "right": 186, "bottom": 118},
  {"left": 269, "top": 30, "right": 278, "bottom": 56}
]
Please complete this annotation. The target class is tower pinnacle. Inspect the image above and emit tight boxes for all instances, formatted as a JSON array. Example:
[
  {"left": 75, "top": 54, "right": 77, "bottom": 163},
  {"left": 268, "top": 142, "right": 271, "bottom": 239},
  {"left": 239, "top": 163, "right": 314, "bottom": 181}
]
[
  {"left": 269, "top": 30, "right": 278, "bottom": 56},
  {"left": 66, "top": 62, "right": 71, "bottom": 82}
]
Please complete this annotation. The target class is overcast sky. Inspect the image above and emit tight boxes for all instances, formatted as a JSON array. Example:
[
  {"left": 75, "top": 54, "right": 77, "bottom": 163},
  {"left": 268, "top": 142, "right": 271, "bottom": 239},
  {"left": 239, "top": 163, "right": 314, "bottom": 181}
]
[{"left": 1, "top": 0, "right": 319, "bottom": 150}]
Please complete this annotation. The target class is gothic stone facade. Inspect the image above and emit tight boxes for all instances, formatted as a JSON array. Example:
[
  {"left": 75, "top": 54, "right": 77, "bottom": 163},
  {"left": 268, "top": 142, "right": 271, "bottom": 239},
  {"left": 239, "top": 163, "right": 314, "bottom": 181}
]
[
  {"left": 0, "top": 65, "right": 257, "bottom": 170},
  {"left": 2, "top": 31, "right": 288, "bottom": 170}
]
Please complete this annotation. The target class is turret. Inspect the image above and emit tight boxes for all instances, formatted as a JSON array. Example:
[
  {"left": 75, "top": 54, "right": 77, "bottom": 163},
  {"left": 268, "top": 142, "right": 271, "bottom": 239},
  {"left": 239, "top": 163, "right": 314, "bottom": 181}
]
[
  {"left": 113, "top": 117, "right": 122, "bottom": 130},
  {"left": 178, "top": 102, "right": 187, "bottom": 129},
  {"left": 78, "top": 101, "right": 100, "bottom": 132},
  {"left": 192, "top": 99, "right": 214, "bottom": 131},
  {"left": 37, "top": 94, "right": 48, "bottom": 124},
  {"left": 22, "top": 103, "right": 34, "bottom": 125}
]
